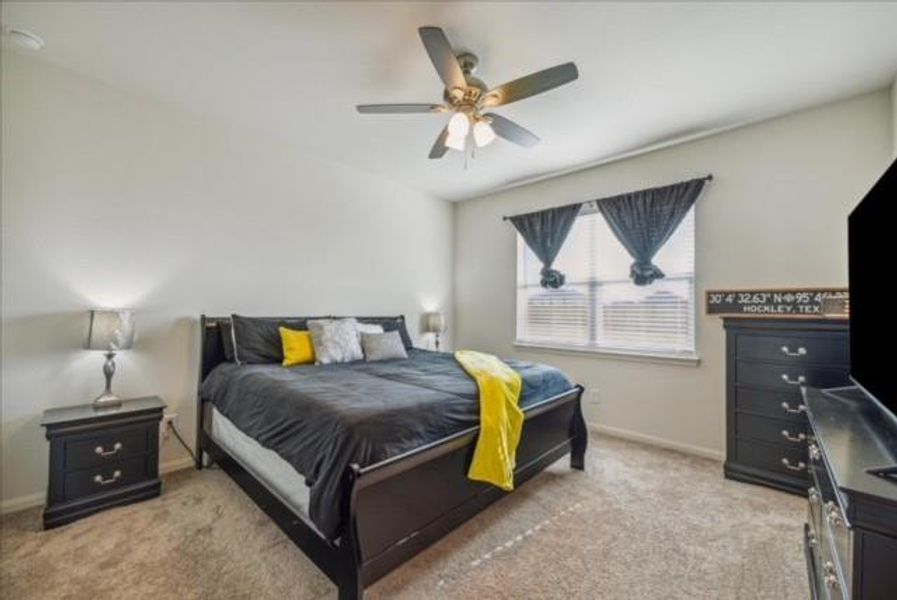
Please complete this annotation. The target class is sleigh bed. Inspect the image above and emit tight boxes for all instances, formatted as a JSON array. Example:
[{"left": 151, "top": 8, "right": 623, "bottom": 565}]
[{"left": 195, "top": 315, "right": 587, "bottom": 599}]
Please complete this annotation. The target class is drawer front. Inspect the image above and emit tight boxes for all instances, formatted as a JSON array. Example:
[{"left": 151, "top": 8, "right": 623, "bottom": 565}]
[
  {"left": 735, "top": 387, "right": 809, "bottom": 422},
  {"left": 735, "top": 413, "right": 808, "bottom": 447},
  {"left": 808, "top": 441, "right": 852, "bottom": 590},
  {"left": 63, "top": 456, "right": 151, "bottom": 501},
  {"left": 64, "top": 424, "right": 151, "bottom": 471},
  {"left": 736, "top": 361, "right": 850, "bottom": 392},
  {"left": 735, "top": 439, "right": 809, "bottom": 480},
  {"left": 736, "top": 332, "right": 848, "bottom": 365},
  {"left": 817, "top": 539, "right": 846, "bottom": 600}
]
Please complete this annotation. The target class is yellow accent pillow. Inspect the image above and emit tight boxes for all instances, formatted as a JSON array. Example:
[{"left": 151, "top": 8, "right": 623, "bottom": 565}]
[{"left": 280, "top": 327, "right": 316, "bottom": 366}]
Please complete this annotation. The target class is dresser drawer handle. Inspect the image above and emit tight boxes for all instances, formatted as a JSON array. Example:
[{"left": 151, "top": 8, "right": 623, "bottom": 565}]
[
  {"left": 94, "top": 442, "right": 123, "bottom": 457},
  {"left": 823, "top": 561, "right": 840, "bottom": 589},
  {"left": 93, "top": 470, "right": 122, "bottom": 486},
  {"left": 780, "top": 401, "right": 807, "bottom": 414},
  {"left": 781, "top": 429, "right": 806, "bottom": 443},
  {"left": 781, "top": 374, "right": 806, "bottom": 385},
  {"left": 781, "top": 345, "right": 807, "bottom": 357},
  {"left": 825, "top": 501, "right": 844, "bottom": 528},
  {"left": 781, "top": 458, "right": 807, "bottom": 472},
  {"left": 808, "top": 443, "right": 821, "bottom": 461}
]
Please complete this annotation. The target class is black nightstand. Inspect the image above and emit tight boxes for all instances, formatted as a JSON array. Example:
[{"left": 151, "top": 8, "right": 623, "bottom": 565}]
[{"left": 40, "top": 396, "right": 165, "bottom": 529}]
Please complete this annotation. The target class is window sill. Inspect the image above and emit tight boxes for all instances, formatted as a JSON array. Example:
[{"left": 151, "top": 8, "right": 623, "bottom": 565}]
[{"left": 513, "top": 340, "right": 701, "bottom": 367}]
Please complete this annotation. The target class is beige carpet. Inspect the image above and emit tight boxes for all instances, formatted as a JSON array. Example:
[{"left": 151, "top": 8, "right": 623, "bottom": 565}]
[{"left": 0, "top": 435, "right": 808, "bottom": 599}]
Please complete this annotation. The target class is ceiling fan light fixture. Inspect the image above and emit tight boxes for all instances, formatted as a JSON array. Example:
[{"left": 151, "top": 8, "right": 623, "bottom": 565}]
[
  {"left": 473, "top": 120, "right": 496, "bottom": 147},
  {"left": 357, "top": 26, "right": 579, "bottom": 160},
  {"left": 447, "top": 112, "right": 470, "bottom": 138},
  {"left": 445, "top": 133, "right": 466, "bottom": 152}
]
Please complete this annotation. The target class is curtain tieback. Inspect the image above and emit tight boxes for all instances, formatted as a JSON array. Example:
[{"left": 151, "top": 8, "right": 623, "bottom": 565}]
[
  {"left": 630, "top": 261, "right": 665, "bottom": 286},
  {"left": 540, "top": 267, "right": 566, "bottom": 289}
]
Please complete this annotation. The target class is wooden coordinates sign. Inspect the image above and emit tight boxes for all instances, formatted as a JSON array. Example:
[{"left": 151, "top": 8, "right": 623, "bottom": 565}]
[{"left": 705, "top": 288, "right": 849, "bottom": 318}]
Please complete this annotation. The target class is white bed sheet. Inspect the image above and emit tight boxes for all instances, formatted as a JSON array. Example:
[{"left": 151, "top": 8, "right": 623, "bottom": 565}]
[{"left": 209, "top": 406, "right": 321, "bottom": 534}]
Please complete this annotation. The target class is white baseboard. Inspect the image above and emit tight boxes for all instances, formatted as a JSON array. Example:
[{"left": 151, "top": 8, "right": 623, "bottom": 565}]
[
  {"left": 0, "top": 491, "right": 45, "bottom": 515},
  {"left": 1, "top": 457, "right": 197, "bottom": 516},
  {"left": 590, "top": 422, "right": 724, "bottom": 462},
  {"left": 160, "top": 456, "right": 195, "bottom": 475}
]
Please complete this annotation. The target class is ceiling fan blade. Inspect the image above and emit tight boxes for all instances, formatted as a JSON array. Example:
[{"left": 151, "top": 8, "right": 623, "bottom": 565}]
[
  {"left": 485, "top": 113, "right": 540, "bottom": 147},
  {"left": 418, "top": 27, "right": 467, "bottom": 91},
  {"left": 482, "top": 62, "right": 579, "bottom": 107},
  {"left": 356, "top": 103, "right": 444, "bottom": 114},
  {"left": 428, "top": 127, "right": 450, "bottom": 159}
]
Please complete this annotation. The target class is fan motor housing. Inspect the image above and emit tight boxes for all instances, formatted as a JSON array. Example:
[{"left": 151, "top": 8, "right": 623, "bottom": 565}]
[{"left": 444, "top": 53, "right": 488, "bottom": 108}]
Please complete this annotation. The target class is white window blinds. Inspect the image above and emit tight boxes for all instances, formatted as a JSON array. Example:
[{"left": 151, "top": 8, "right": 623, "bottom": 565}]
[{"left": 516, "top": 206, "right": 696, "bottom": 356}]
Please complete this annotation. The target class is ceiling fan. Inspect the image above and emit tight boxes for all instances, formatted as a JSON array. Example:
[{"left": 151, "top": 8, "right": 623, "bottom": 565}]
[{"left": 356, "top": 26, "right": 579, "bottom": 159}]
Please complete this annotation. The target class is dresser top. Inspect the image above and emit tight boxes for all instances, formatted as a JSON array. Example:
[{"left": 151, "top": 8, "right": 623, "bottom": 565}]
[
  {"left": 722, "top": 317, "right": 849, "bottom": 331},
  {"left": 41, "top": 396, "right": 165, "bottom": 427},
  {"left": 805, "top": 386, "right": 897, "bottom": 505}
]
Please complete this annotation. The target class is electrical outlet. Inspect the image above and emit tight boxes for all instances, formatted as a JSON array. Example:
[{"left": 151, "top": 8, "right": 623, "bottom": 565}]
[
  {"left": 160, "top": 413, "right": 178, "bottom": 441},
  {"left": 586, "top": 386, "right": 601, "bottom": 405}
]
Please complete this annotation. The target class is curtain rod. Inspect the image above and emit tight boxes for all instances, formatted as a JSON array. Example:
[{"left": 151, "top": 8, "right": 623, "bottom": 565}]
[{"left": 502, "top": 174, "right": 713, "bottom": 221}]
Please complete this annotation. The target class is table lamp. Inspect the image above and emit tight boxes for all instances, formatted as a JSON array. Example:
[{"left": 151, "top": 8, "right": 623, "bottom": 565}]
[
  {"left": 423, "top": 311, "right": 446, "bottom": 351},
  {"left": 85, "top": 309, "right": 135, "bottom": 408}
]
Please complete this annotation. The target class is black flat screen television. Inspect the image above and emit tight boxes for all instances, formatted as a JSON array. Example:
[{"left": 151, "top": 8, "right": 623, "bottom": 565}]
[{"left": 849, "top": 158, "right": 897, "bottom": 421}]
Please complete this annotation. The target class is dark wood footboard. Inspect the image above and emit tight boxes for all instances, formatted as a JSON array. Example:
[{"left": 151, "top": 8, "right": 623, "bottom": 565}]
[{"left": 196, "top": 315, "right": 587, "bottom": 599}]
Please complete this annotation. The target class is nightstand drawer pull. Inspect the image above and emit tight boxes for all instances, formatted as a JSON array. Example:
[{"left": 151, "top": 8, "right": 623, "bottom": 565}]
[
  {"left": 93, "top": 470, "right": 121, "bottom": 486},
  {"left": 780, "top": 374, "right": 806, "bottom": 385},
  {"left": 780, "top": 345, "right": 807, "bottom": 357},
  {"left": 94, "top": 442, "right": 123, "bottom": 457},
  {"left": 780, "top": 401, "right": 807, "bottom": 415},
  {"left": 781, "top": 458, "right": 806, "bottom": 472},
  {"left": 781, "top": 429, "right": 806, "bottom": 443}
]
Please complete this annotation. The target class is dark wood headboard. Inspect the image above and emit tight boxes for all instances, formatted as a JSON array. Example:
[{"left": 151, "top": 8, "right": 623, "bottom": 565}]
[
  {"left": 199, "top": 315, "right": 230, "bottom": 383},
  {"left": 196, "top": 315, "right": 231, "bottom": 467}
]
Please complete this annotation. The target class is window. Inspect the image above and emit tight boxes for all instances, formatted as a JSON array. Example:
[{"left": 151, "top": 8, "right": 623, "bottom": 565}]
[{"left": 516, "top": 205, "right": 695, "bottom": 357}]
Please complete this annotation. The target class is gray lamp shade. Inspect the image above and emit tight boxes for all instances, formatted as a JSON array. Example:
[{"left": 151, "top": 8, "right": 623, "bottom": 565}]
[
  {"left": 423, "top": 311, "right": 446, "bottom": 334},
  {"left": 84, "top": 309, "right": 135, "bottom": 351}
]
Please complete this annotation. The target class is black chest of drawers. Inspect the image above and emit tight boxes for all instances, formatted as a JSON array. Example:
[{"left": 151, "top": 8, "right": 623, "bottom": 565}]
[
  {"left": 40, "top": 396, "right": 165, "bottom": 528},
  {"left": 723, "top": 318, "right": 850, "bottom": 495}
]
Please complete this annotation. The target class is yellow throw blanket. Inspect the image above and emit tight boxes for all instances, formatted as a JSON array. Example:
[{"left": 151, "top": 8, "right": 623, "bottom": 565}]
[{"left": 455, "top": 350, "right": 524, "bottom": 491}]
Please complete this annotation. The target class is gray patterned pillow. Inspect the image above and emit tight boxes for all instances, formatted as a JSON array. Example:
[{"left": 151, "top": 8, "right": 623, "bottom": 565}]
[
  {"left": 361, "top": 331, "right": 409, "bottom": 362},
  {"left": 307, "top": 318, "right": 364, "bottom": 364}
]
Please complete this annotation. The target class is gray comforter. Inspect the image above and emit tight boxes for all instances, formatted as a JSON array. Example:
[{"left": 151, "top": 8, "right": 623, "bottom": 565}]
[{"left": 199, "top": 349, "right": 573, "bottom": 540}]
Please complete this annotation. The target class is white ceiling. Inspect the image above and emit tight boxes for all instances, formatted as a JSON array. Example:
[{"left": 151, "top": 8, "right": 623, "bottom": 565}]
[{"left": 3, "top": 2, "right": 897, "bottom": 201}]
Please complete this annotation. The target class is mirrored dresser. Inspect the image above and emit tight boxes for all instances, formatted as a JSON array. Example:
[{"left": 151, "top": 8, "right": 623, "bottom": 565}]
[{"left": 803, "top": 385, "right": 897, "bottom": 599}]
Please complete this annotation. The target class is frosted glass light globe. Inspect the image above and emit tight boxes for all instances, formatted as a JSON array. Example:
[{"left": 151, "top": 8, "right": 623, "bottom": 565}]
[
  {"left": 447, "top": 112, "right": 470, "bottom": 138},
  {"left": 445, "top": 133, "right": 465, "bottom": 151},
  {"left": 473, "top": 120, "right": 496, "bottom": 147}
]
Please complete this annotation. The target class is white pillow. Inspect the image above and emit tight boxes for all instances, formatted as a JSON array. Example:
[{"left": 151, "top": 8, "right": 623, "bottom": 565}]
[
  {"left": 355, "top": 322, "right": 384, "bottom": 338},
  {"left": 307, "top": 318, "right": 364, "bottom": 364}
]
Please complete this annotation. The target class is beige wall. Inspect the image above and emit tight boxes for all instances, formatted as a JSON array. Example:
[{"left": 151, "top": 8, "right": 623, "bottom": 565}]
[
  {"left": 1, "top": 53, "right": 453, "bottom": 509},
  {"left": 454, "top": 90, "right": 892, "bottom": 458},
  {"left": 893, "top": 76, "right": 897, "bottom": 156}
]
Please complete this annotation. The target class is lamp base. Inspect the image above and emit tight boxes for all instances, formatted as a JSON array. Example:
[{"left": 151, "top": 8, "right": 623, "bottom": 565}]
[
  {"left": 92, "top": 391, "right": 122, "bottom": 410},
  {"left": 93, "top": 351, "right": 121, "bottom": 409}
]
